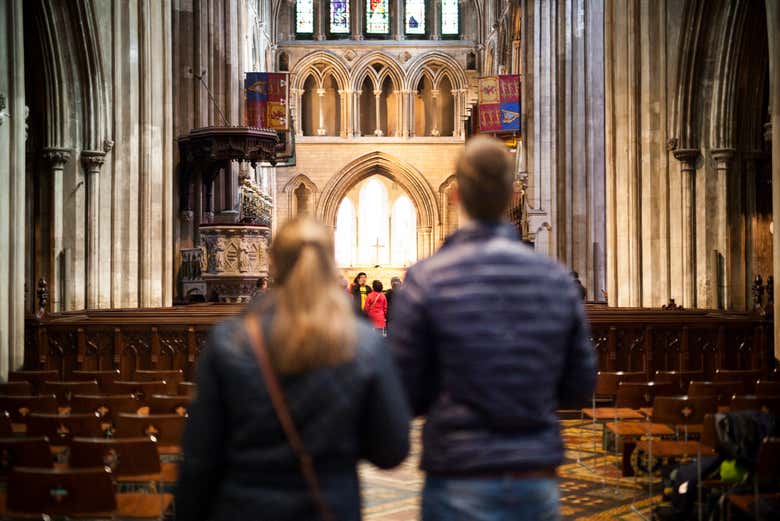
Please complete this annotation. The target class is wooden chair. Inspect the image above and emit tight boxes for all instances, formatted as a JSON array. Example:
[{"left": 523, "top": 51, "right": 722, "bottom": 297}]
[
  {"left": 615, "top": 381, "right": 675, "bottom": 409},
  {"left": 730, "top": 395, "right": 780, "bottom": 415},
  {"left": 0, "top": 411, "right": 11, "bottom": 437},
  {"left": 72, "top": 369, "right": 121, "bottom": 392},
  {"left": 108, "top": 380, "right": 168, "bottom": 401},
  {"left": 70, "top": 394, "right": 142, "bottom": 423},
  {"left": 40, "top": 380, "right": 100, "bottom": 405},
  {"left": 727, "top": 438, "right": 780, "bottom": 521},
  {"left": 148, "top": 394, "right": 191, "bottom": 416},
  {"left": 0, "top": 394, "right": 58, "bottom": 422},
  {"left": 689, "top": 380, "right": 745, "bottom": 406},
  {"left": 582, "top": 372, "right": 647, "bottom": 421},
  {"left": 0, "top": 381, "right": 33, "bottom": 396},
  {"left": 134, "top": 369, "right": 184, "bottom": 395},
  {"left": 714, "top": 369, "right": 761, "bottom": 394},
  {"left": 755, "top": 380, "right": 780, "bottom": 397},
  {"left": 655, "top": 370, "right": 704, "bottom": 395},
  {"left": 177, "top": 381, "right": 196, "bottom": 398},
  {"left": 26, "top": 413, "right": 104, "bottom": 445},
  {"left": 6, "top": 467, "right": 116, "bottom": 517},
  {"left": 8, "top": 370, "right": 59, "bottom": 394},
  {"left": 0, "top": 437, "right": 53, "bottom": 478},
  {"left": 115, "top": 413, "right": 185, "bottom": 447},
  {"left": 69, "top": 437, "right": 175, "bottom": 518}
]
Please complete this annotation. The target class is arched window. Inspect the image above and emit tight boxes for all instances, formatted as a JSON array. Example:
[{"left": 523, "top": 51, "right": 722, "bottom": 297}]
[
  {"left": 296, "top": 0, "right": 315, "bottom": 35},
  {"left": 358, "top": 179, "right": 389, "bottom": 265},
  {"left": 365, "top": 0, "right": 390, "bottom": 36},
  {"left": 404, "top": 0, "right": 426, "bottom": 36},
  {"left": 441, "top": 0, "right": 459, "bottom": 37},
  {"left": 329, "top": 0, "right": 350, "bottom": 35},
  {"left": 391, "top": 196, "right": 417, "bottom": 267},
  {"left": 335, "top": 198, "right": 356, "bottom": 266}
]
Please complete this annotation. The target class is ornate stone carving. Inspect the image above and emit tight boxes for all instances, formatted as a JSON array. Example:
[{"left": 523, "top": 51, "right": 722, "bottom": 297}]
[
  {"left": 200, "top": 225, "right": 271, "bottom": 303},
  {"left": 81, "top": 150, "right": 106, "bottom": 172},
  {"left": 41, "top": 148, "right": 72, "bottom": 168},
  {"left": 0, "top": 93, "right": 9, "bottom": 126},
  {"left": 37, "top": 279, "right": 49, "bottom": 316}
]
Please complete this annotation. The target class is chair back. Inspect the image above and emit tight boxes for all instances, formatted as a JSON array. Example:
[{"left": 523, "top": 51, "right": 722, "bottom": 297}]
[
  {"left": 134, "top": 369, "right": 184, "bottom": 395},
  {"left": 714, "top": 369, "right": 761, "bottom": 393},
  {"left": 69, "top": 437, "right": 161, "bottom": 477},
  {"left": 0, "top": 411, "right": 11, "bottom": 436},
  {"left": 654, "top": 370, "right": 704, "bottom": 395},
  {"left": 148, "top": 394, "right": 191, "bottom": 416},
  {"left": 71, "top": 370, "right": 121, "bottom": 392},
  {"left": 70, "top": 394, "right": 141, "bottom": 421},
  {"left": 652, "top": 396, "right": 718, "bottom": 425},
  {"left": 0, "top": 437, "right": 53, "bottom": 476},
  {"left": 700, "top": 414, "right": 718, "bottom": 451},
  {"left": 0, "top": 381, "right": 33, "bottom": 396},
  {"left": 615, "top": 381, "right": 674, "bottom": 408},
  {"left": 9, "top": 370, "right": 59, "bottom": 394},
  {"left": 0, "top": 394, "right": 58, "bottom": 422},
  {"left": 595, "top": 371, "right": 647, "bottom": 396},
  {"left": 26, "top": 413, "right": 104, "bottom": 445},
  {"left": 40, "top": 381, "right": 100, "bottom": 405},
  {"left": 115, "top": 413, "right": 185, "bottom": 445},
  {"left": 7, "top": 466, "right": 116, "bottom": 515},
  {"left": 689, "top": 381, "right": 744, "bottom": 405},
  {"left": 755, "top": 380, "right": 780, "bottom": 397},
  {"left": 730, "top": 395, "right": 780, "bottom": 415},
  {"left": 108, "top": 380, "right": 167, "bottom": 401},
  {"left": 177, "top": 381, "right": 196, "bottom": 398},
  {"left": 755, "top": 438, "right": 780, "bottom": 482}
]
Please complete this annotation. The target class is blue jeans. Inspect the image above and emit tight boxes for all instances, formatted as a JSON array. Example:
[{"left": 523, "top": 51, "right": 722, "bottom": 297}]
[{"left": 421, "top": 475, "right": 560, "bottom": 521}]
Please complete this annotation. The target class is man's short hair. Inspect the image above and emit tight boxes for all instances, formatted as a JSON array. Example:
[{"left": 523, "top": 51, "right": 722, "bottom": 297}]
[{"left": 455, "top": 136, "right": 515, "bottom": 222}]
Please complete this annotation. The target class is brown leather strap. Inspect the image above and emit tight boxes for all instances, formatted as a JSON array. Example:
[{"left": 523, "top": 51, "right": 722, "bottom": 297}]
[{"left": 244, "top": 316, "right": 335, "bottom": 521}]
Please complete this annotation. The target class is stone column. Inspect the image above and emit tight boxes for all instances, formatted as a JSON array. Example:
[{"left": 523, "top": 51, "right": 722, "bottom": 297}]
[
  {"left": 430, "top": 0, "right": 440, "bottom": 40},
  {"left": 712, "top": 148, "right": 734, "bottom": 309},
  {"left": 205, "top": 178, "right": 215, "bottom": 222},
  {"left": 373, "top": 89, "right": 383, "bottom": 136},
  {"left": 81, "top": 151, "right": 106, "bottom": 309},
  {"left": 41, "top": 148, "right": 71, "bottom": 312},
  {"left": 673, "top": 149, "right": 699, "bottom": 309},
  {"left": 766, "top": 0, "right": 780, "bottom": 358},
  {"left": 351, "top": 0, "right": 363, "bottom": 40},
  {"left": 315, "top": 0, "right": 326, "bottom": 40},
  {"left": 430, "top": 89, "right": 441, "bottom": 136},
  {"left": 338, "top": 89, "right": 349, "bottom": 137},
  {"left": 316, "top": 87, "right": 327, "bottom": 135}
]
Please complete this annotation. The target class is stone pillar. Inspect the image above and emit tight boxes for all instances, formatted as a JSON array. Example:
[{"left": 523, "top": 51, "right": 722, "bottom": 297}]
[
  {"left": 373, "top": 89, "right": 383, "bottom": 136},
  {"left": 430, "top": 89, "right": 440, "bottom": 136},
  {"left": 81, "top": 151, "right": 105, "bottom": 309},
  {"left": 673, "top": 149, "right": 699, "bottom": 309},
  {"left": 315, "top": 0, "right": 326, "bottom": 41},
  {"left": 316, "top": 87, "right": 327, "bottom": 135},
  {"left": 430, "top": 0, "right": 440, "bottom": 40},
  {"left": 766, "top": 0, "right": 780, "bottom": 359},
  {"left": 41, "top": 148, "right": 71, "bottom": 312},
  {"left": 393, "top": 0, "right": 403, "bottom": 39},
  {"left": 712, "top": 148, "right": 734, "bottom": 309},
  {"left": 351, "top": 0, "right": 363, "bottom": 40}
]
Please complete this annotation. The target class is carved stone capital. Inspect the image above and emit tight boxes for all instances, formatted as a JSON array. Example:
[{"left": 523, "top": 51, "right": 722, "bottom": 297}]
[
  {"left": 41, "top": 148, "right": 72, "bottom": 170},
  {"left": 180, "top": 210, "right": 195, "bottom": 223},
  {"left": 711, "top": 148, "right": 736, "bottom": 166},
  {"left": 81, "top": 150, "right": 106, "bottom": 174},
  {"left": 672, "top": 148, "right": 699, "bottom": 171}
]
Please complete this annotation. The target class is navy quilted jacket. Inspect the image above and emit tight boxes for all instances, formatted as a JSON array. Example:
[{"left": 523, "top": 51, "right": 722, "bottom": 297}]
[
  {"left": 175, "top": 307, "right": 411, "bottom": 521},
  {"left": 390, "top": 222, "right": 596, "bottom": 474}
]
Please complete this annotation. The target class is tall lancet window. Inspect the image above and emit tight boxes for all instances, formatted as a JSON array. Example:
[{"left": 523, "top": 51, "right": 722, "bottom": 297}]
[
  {"left": 391, "top": 196, "right": 417, "bottom": 267},
  {"left": 405, "top": 0, "right": 426, "bottom": 35},
  {"left": 329, "top": 0, "right": 350, "bottom": 34},
  {"left": 335, "top": 198, "right": 356, "bottom": 266},
  {"left": 366, "top": 0, "right": 390, "bottom": 35},
  {"left": 296, "top": 0, "right": 315, "bottom": 34},
  {"left": 358, "top": 179, "right": 389, "bottom": 265},
  {"left": 441, "top": 0, "right": 459, "bottom": 36}
]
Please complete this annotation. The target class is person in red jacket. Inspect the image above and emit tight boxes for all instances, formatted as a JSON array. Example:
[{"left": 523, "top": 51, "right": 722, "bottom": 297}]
[{"left": 364, "top": 280, "right": 388, "bottom": 334}]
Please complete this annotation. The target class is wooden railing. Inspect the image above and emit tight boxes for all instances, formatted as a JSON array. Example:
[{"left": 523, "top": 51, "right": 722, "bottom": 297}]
[{"left": 23, "top": 304, "right": 775, "bottom": 381}]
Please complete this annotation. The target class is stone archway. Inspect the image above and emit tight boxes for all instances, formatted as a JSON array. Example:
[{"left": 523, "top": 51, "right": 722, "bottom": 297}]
[{"left": 317, "top": 151, "right": 440, "bottom": 258}]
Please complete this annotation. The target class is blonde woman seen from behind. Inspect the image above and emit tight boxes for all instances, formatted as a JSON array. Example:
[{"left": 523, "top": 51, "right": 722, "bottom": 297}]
[{"left": 175, "top": 216, "right": 411, "bottom": 521}]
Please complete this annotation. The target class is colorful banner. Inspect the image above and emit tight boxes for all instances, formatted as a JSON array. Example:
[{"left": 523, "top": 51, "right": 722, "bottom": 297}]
[
  {"left": 244, "top": 72, "right": 289, "bottom": 130},
  {"left": 478, "top": 75, "right": 520, "bottom": 134}
]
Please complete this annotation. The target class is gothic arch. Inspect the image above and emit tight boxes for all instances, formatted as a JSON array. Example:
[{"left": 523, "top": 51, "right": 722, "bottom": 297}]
[
  {"left": 317, "top": 152, "right": 440, "bottom": 255},
  {"left": 348, "top": 52, "right": 405, "bottom": 92},
  {"left": 283, "top": 174, "right": 319, "bottom": 217},
  {"left": 404, "top": 52, "right": 468, "bottom": 91},
  {"left": 290, "top": 50, "right": 350, "bottom": 91}
]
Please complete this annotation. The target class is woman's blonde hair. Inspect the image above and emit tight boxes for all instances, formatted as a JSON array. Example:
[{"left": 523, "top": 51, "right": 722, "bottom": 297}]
[{"left": 266, "top": 216, "right": 356, "bottom": 374}]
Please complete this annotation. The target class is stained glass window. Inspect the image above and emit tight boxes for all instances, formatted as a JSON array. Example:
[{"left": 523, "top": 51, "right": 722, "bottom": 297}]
[
  {"left": 330, "top": 0, "right": 350, "bottom": 34},
  {"left": 366, "top": 0, "right": 390, "bottom": 34},
  {"left": 405, "top": 0, "right": 425, "bottom": 35},
  {"left": 441, "top": 0, "right": 459, "bottom": 36},
  {"left": 296, "top": 0, "right": 314, "bottom": 34}
]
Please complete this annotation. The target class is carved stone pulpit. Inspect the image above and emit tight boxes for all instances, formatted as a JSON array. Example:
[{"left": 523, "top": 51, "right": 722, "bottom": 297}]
[{"left": 200, "top": 225, "right": 270, "bottom": 303}]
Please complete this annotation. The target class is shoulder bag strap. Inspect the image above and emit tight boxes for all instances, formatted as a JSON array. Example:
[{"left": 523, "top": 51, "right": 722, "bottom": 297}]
[{"left": 244, "top": 316, "right": 335, "bottom": 521}]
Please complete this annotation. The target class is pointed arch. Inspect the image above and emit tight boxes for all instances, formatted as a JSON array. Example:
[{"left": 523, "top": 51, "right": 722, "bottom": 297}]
[
  {"left": 405, "top": 51, "right": 468, "bottom": 91},
  {"left": 283, "top": 174, "right": 319, "bottom": 218},
  {"left": 290, "top": 50, "right": 350, "bottom": 91},
  {"left": 348, "top": 51, "right": 405, "bottom": 91}
]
